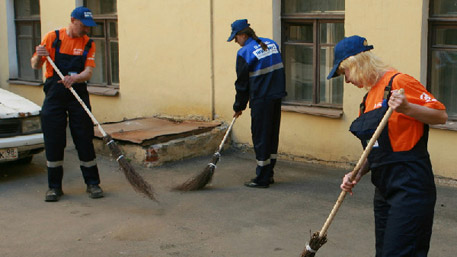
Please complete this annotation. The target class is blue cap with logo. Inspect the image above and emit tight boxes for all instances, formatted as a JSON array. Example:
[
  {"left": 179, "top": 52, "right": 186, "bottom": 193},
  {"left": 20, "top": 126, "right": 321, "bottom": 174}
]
[
  {"left": 71, "top": 6, "right": 97, "bottom": 27},
  {"left": 227, "top": 19, "right": 250, "bottom": 42},
  {"left": 327, "top": 35, "right": 374, "bottom": 79}
]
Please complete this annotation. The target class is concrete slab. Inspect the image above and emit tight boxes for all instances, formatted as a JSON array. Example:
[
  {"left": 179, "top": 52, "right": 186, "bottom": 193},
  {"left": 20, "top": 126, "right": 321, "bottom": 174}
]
[
  {"left": 93, "top": 117, "right": 221, "bottom": 145},
  {"left": 93, "top": 117, "right": 226, "bottom": 167}
]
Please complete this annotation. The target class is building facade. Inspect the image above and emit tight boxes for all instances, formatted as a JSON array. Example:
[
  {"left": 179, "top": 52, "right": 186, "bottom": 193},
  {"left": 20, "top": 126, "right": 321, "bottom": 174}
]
[{"left": 1, "top": 0, "right": 456, "bottom": 178}]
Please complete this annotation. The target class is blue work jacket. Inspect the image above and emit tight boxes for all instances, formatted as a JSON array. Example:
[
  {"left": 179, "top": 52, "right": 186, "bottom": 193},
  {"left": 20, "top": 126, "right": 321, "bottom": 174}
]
[{"left": 233, "top": 37, "right": 286, "bottom": 112}]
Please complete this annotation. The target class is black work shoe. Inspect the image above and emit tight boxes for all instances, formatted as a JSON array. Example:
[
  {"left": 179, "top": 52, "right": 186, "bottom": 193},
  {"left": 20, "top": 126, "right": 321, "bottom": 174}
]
[
  {"left": 86, "top": 184, "right": 104, "bottom": 199},
  {"left": 249, "top": 177, "right": 275, "bottom": 184},
  {"left": 244, "top": 181, "right": 269, "bottom": 188},
  {"left": 45, "top": 188, "right": 64, "bottom": 202}
]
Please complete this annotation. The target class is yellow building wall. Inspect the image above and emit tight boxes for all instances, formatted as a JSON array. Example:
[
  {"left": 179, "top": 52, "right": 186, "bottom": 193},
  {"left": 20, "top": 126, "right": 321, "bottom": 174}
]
[
  {"left": 1, "top": 0, "right": 214, "bottom": 122},
  {"left": 0, "top": 0, "right": 456, "bottom": 178},
  {"left": 105, "top": 0, "right": 213, "bottom": 121}
]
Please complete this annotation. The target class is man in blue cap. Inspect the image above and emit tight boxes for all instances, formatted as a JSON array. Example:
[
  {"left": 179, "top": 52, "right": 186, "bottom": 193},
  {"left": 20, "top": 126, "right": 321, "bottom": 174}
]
[
  {"left": 227, "top": 19, "right": 287, "bottom": 188},
  {"left": 31, "top": 6, "right": 103, "bottom": 202}
]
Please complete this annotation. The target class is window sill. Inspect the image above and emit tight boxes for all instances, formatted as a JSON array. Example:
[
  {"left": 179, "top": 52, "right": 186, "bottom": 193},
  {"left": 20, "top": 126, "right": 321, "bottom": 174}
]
[
  {"left": 87, "top": 86, "right": 119, "bottom": 96},
  {"left": 7, "top": 79, "right": 43, "bottom": 86},
  {"left": 7, "top": 80, "right": 119, "bottom": 97},
  {"left": 430, "top": 120, "right": 457, "bottom": 131},
  {"left": 281, "top": 104, "right": 343, "bottom": 119}
]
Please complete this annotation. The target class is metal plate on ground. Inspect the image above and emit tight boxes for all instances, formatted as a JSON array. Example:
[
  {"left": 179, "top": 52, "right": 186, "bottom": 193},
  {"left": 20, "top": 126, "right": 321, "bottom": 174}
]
[{"left": 94, "top": 117, "right": 221, "bottom": 145}]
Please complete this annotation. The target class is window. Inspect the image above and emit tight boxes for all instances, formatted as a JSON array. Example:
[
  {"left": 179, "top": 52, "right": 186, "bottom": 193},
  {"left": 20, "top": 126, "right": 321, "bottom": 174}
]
[
  {"left": 84, "top": 0, "right": 119, "bottom": 87},
  {"left": 14, "top": 0, "right": 42, "bottom": 82},
  {"left": 281, "top": 0, "right": 345, "bottom": 108},
  {"left": 428, "top": 0, "right": 457, "bottom": 120}
]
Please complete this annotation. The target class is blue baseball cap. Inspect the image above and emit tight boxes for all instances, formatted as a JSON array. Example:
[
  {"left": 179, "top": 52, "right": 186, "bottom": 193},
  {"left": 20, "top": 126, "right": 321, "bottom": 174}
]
[
  {"left": 227, "top": 19, "right": 250, "bottom": 42},
  {"left": 327, "top": 35, "right": 374, "bottom": 79},
  {"left": 71, "top": 6, "right": 97, "bottom": 27}
]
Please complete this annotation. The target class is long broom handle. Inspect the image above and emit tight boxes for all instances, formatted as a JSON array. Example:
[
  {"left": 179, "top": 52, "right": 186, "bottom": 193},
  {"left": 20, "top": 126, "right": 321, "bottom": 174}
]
[
  {"left": 46, "top": 56, "right": 107, "bottom": 138},
  {"left": 216, "top": 117, "right": 237, "bottom": 153},
  {"left": 318, "top": 89, "right": 404, "bottom": 237}
]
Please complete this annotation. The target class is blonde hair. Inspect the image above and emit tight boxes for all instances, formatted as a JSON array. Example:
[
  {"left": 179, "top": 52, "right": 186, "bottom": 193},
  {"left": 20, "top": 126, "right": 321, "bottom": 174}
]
[{"left": 339, "top": 51, "right": 393, "bottom": 89}]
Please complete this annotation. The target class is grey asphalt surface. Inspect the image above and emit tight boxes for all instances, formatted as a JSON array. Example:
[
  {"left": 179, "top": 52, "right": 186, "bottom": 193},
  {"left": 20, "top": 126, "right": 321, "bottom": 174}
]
[{"left": 1, "top": 139, "right": 456, "bottom": 257}]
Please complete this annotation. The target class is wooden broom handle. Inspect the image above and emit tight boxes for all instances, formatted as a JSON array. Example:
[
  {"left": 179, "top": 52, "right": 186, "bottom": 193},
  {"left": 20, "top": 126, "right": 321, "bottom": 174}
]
[
  {"left": 319, "top": 88, "right": 404, "bottom": 237},
  {"left": 46, "top": 56, "right": 107, "bottom": 137},
  {"left": 217, "top": 117, "right": 237, "bottom": 153}
]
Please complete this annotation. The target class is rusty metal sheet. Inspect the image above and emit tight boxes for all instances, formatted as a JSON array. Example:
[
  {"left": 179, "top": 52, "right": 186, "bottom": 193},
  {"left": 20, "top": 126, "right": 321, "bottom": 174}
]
[{"left": 94, "top": 117, "right": 221, "bottom": 145}]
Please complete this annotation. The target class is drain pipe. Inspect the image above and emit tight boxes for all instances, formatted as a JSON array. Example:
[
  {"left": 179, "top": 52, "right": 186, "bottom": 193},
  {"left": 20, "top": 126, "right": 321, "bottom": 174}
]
[{"left": 210, "top": 0, "right": 216, "bottom": 120}]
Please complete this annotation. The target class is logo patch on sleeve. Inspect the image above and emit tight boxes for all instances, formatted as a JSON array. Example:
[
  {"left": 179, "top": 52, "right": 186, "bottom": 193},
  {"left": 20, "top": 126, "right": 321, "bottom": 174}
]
[{"left": 420, "top": 92, "right": 437, "bottom": 103}]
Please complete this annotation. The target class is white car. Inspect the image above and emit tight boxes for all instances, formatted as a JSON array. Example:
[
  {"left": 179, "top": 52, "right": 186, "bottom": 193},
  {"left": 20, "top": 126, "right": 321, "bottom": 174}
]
[{"left": 0, "top": 88, "right": 44, "bottom": 163}]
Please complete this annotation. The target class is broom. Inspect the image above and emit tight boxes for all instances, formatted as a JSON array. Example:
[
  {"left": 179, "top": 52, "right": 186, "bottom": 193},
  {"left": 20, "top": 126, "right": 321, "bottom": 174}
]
[
  {"left": 300, "top": 89, "right": 404, "bottom": 256},
  {"left": 174, "top": 117, "right": 237, "bottom": 191},
  {"left": 46, "top": 56, "right": 156, "bottom": 201}
]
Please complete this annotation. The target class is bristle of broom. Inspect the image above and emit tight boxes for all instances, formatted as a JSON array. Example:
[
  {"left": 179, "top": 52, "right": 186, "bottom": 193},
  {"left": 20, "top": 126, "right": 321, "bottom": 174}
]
[
  {"left": 118, "top": 157, "right": 156, "bottom": 201},
  {"left": 300, "top": 231, "right": 328, "bottom": 257},
  {"left": 174, "top": 153, "right": 220, "bottom": 191},
  {"left": 174, "top": 164, "right": 215, "bottom": 191},
  {"left": 103, "top": 135, "right": 157, "bottom": 201}
]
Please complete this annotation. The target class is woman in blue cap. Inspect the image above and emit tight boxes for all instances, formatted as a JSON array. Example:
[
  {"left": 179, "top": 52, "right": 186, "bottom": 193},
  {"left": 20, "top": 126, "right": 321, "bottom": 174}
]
[
  {"left": 329, "top": 35, "right": 447, "bottom": 256},
  {"left": 227, "top": 19, "right": 286, "bottom": 188}
]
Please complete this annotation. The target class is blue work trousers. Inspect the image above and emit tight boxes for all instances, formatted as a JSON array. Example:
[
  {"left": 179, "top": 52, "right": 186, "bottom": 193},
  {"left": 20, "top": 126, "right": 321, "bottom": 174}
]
[
  {"left": 250, "top": 98, "right": 281, "bottom": 184},
  {"left": 41, "top": 78, "right": 100, "bottom": 188},
  {"left": 372, "top": 158, "right": 436, "bottom": 257}
]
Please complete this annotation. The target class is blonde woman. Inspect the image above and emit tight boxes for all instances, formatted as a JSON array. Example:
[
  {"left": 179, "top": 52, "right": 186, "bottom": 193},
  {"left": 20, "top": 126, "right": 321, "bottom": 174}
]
[{"left": 328, "top": 35, "right": 447, "bottom": 257}]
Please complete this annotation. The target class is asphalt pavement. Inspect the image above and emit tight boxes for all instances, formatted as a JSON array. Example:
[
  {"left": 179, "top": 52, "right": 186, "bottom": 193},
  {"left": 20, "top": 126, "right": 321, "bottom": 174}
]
[{"left": 1, "top": 139, "right": 456, "bottom": 257}]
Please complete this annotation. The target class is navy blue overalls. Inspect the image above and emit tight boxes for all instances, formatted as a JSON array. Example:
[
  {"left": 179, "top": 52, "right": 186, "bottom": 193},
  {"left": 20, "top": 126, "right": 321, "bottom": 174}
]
[
  {"left": 349, "top": 74, "right": 436, "bottom": 257},
  {"left": 41, "top": 30, "right": 100, "bottom": 189},
  {"left": 234, "top": 37, "right": 286, "bottom": 185}
]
